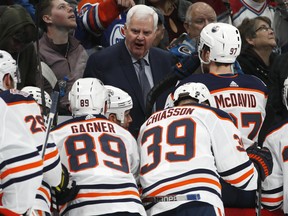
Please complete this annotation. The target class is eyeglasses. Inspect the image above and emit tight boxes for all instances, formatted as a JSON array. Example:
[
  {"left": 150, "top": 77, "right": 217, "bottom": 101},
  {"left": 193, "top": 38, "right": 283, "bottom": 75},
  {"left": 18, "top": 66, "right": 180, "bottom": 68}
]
[{"left": 255, "top": 26, "right": 274, "bottom": 32}]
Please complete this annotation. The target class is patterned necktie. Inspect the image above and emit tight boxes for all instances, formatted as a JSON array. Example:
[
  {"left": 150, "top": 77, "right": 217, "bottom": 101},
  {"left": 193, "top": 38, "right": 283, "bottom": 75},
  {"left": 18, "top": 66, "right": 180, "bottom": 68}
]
[{"left": 138, "top": 59, "right": 151, "bottom": 107}]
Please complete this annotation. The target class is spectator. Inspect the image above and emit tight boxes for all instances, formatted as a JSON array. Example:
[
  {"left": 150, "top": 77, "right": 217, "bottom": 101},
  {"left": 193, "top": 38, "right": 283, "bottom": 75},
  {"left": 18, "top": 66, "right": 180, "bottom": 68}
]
[
  {"left": 0, "top": 50, "right": 43, "bottom": 214},
  {"left": 151, "top": 7, "right": 166, "bottom": 49},
  {"left": 237, "top": 16, "right": 277, "bottom": 86},
  {"left": 167, "top": 2, "right": 216, "bottom": 65},
  {"left": 146, "top": 0, "right": 191, "bottom": 46},
  {"left": 84, "top": 5, "right": 174, "bottom": 137},
  {"left": 49, "top": 78, "right": 146, "bottom": 215},
  {"left": 268, "top": 52, "right": 288, "bottom": 124},
  {"left": 37, "top": 0, "right": 89, "bottom": 115},
  {"left": 189, "top": 0, "right": 231, "bottom": 23},
  {"left": 176, "top": 22, "right": 268, "bottom": 209},
  {"left": 75, "top": 0, "right": 135, "bottom": 51},
  {"left": 138, "top": 81, "right": 272, "bottom": 216},
  {"left": 105, "top": 85, "right": 133, "bottom": 130},
  {"left": 0, "top": 4, "right": 39, "bottom": 89},
  {"left": 273, "top": 0, "right": 288, "bottom": 53},
  {"left": 14, "top": 0, "right": 36, "bottom": 20},
  {"left": 229, "top": 0, "right": 275, "bottom": 27}
]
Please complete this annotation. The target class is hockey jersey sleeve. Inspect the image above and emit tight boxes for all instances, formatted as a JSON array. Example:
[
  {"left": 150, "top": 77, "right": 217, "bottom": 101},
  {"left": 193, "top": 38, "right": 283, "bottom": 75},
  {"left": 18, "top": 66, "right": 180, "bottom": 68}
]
[
  {"left": 261, "top": 125, "right": 286, "bottom": 211},
  {"left": 77, "top": 0, "right": 122, "bottom": 35},
  {"left": 0, "top": 98, "right": 43, "bottom": 214},
  {"left": 209, "top": 110, "right": 259, "bottom": 191}
]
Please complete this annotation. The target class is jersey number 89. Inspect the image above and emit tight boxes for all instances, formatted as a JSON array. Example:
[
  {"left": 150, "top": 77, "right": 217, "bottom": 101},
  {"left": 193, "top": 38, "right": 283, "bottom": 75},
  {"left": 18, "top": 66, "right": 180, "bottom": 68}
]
[{"left": 64, "top": 133, "right": 129, "bottom": 173}]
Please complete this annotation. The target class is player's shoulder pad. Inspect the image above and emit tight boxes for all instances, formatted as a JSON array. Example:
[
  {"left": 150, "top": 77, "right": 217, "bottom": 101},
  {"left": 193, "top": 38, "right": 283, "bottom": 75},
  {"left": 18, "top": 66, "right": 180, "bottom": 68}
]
[
  {"left": 0, "top": 89, "right": 35, "bottom": 104},
  {"left": 52, "top": 114, "right": 107, "bottom": 131},
  {"left": 265, "top": 118, "right": 288, "bottom": 137},
  {"left": 193, "top": 103, "right": 234, "bottom": 122}
]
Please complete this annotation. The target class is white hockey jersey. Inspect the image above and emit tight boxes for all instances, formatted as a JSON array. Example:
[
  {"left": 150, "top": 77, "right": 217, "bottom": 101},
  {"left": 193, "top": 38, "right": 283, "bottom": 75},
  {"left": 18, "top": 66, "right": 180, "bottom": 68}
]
[
  {"left": 0, "top": 90, "right": 43, "bottom": 214},
  {"left": 230, "top": 0, "right": 275, "bottom": 27},
  {"left": 138, "top": 104, "right": 259, "bottom": 215},
  {"left": 0, "top": 89, "right": 61, "bottom": 214},
  {"left": 262, "top": 120, "right": 288, "bottom": 214},
  {"left": 49, "top": 115, "right": 146, "bottom": 216},
  {"left": 177, "top": 73, "right": 268, "bottom": 149}
]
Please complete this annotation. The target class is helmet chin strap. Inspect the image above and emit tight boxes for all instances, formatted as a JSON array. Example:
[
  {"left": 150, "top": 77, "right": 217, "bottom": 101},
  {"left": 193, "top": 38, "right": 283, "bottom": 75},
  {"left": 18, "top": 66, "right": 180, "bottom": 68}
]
[{"left": 199, "top": 52, "right": 210, "bottom": 74}]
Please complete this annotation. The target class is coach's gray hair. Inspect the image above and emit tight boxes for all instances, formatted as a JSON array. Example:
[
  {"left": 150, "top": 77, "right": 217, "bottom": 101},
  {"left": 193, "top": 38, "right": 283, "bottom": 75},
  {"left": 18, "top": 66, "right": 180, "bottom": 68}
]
[{"left": 126, "top": 4, "right": 158, "bottom": 32}]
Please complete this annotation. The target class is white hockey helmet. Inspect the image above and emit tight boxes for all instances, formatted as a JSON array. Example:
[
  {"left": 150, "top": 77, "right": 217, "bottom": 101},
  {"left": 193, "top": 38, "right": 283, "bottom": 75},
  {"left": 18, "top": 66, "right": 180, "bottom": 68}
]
[
  {"left": 69, "top": 78, "right": 109, "bottom": 117},
  {"left": 173, "top": 82, "right": 213, "bottom": 106},
  {"left": 21, "top": 86, "right": 52, "bottom": 109},
  {"left": 0, "top": 50, "right": 18, "bottom": 90},
  {"left": 104, "top": 85, "right": 133, "bottom": 123},
  {"left": 164, "top": 93, "right": 174, "bottom": 109},
  {"left": 198, "top": 23, "right": 241, "bottom": 64}
]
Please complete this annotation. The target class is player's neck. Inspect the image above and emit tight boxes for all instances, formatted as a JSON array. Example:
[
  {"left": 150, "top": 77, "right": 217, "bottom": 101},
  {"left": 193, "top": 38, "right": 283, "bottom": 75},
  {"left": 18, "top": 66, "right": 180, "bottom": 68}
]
[{"left": 210, "top": 64, "right": 233, "bottom": 75}]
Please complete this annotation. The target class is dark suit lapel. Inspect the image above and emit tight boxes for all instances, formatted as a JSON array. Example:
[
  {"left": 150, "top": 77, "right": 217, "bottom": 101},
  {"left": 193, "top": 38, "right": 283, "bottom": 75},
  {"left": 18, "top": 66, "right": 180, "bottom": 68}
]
[{"left": 119, "top": 42, "right": 146, "bottom": 112}]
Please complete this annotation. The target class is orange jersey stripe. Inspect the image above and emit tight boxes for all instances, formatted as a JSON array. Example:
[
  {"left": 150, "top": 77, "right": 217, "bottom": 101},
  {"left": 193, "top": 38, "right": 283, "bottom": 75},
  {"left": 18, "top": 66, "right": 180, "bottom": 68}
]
[
  {"left": 7, "top": 100, "right": 36, "bottom": 106},
  {"left": 225, "top": 168, "right": 254, "bottom": 185},
  {"left": 38, "top": 186, "right": 51, "bottom": 201},
  {"left": 44, "top": 149, "right": 59, "bottom": 161},
  {"left": 262, "top": 196, "right": 283, "bottom": 203},
  {"left": 1, "top": 160, "right": 43, "bottom": 179},
  {"left": 147, "top": 177, "right": 221, "bottom": 197},
  {"left": 76, "top": 190, "right": 140, "bottom": 199}
]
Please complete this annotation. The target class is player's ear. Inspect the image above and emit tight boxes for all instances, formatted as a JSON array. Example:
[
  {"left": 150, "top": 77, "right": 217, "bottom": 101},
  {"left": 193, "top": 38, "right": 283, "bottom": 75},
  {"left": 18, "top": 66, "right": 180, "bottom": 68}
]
[
  {"left": 203, "top": 50, "right": 210, "bottom": 62},
  {"left": 3, "top": 74, "right": 14, "bottom": 90},
  {"left": 108, "top": 113, "right": 117, "bottom": 123}
]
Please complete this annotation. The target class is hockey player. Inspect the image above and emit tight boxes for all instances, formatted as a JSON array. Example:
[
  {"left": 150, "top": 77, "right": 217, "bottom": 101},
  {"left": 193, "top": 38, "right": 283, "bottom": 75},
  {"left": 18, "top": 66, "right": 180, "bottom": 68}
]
[
  {"left": 49, "top": 78, "right": 146, "bottom": 215},
  {"left": 21, "top": 86, "right": 52, "bottom": 126},
  {"left": 138, "top": 81, "right": 273, "bottom": 216},
  {"left": 177, "top": 22, "right": 268, "bottom": 150},
  {"left": 0, "top": 50, "right": 62, "bottom": 215},
  {"left": 0, "top": 50, "right": 43, "bottom": 214},
  {"left": 175, "top": 22, "right": 268, "bottom": 210},
  {"left": 260, "top": 80, "right": 288, "bottom": 215},
  {"left": 105, "top": 85, "right": 133, "bottom": 130}
]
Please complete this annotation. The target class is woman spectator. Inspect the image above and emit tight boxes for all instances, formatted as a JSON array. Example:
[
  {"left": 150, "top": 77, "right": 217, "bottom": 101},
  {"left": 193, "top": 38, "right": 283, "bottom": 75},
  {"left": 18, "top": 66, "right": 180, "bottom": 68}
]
[{"left": 237, "top": 16, "right": 277, "bottom": 86}]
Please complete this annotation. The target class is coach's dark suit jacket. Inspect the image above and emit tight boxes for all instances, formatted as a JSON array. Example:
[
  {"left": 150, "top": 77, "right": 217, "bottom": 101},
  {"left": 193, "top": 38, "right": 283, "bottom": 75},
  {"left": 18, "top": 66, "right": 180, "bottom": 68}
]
[{"left": 84, "top": 40, "right": 174, "bottom": 137}]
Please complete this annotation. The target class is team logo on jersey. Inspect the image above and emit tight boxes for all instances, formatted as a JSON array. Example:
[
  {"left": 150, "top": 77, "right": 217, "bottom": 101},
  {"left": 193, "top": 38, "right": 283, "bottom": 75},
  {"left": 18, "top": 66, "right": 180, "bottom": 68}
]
[
  {"left": 178, "top": 45, "right": 192, "bottom": 56},
  {"left": 211, "top": 26, "right": 220, "bottom": 33},
  {"left": 229, "top": 81, "right": 239, "bottom": 87},
  {"left": 110, "top": 24, "right": 125, "bottom": 46}
]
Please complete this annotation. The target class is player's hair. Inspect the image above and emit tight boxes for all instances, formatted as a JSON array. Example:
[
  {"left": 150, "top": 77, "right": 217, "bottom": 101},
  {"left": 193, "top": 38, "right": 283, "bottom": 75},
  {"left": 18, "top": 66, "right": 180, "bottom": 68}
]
[
  {"left": 126, "top": 5, "right": 158, "bottom": 32},
  {"left": 105, "top": 85, "right": 133, "bottom": 124}
]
